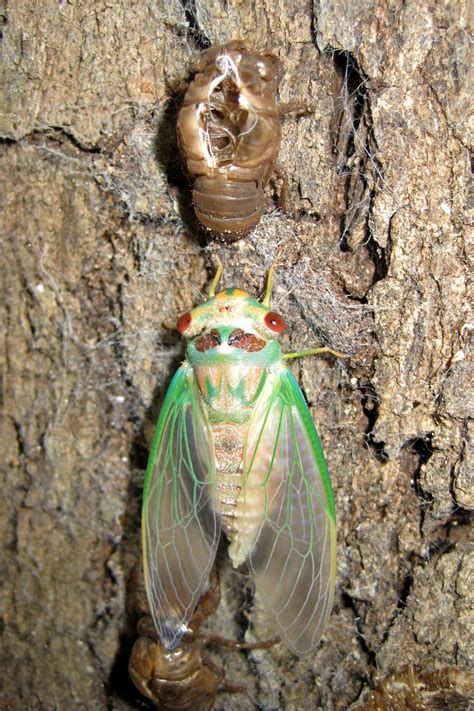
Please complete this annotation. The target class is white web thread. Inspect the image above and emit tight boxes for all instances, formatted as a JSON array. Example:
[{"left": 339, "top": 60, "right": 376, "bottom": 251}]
[{"left": 197, "top": 51, "right": 258, "bottom": 168}]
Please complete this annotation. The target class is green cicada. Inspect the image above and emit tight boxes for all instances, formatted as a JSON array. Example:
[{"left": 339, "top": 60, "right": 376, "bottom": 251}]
[{"left": 142, "top": 264, "right": 338, "bottom": 656}]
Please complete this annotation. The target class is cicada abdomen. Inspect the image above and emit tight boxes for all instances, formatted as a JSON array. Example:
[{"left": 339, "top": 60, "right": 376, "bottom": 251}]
[{"left": 177, "top": 40, "right": 282, "bottom": 238}]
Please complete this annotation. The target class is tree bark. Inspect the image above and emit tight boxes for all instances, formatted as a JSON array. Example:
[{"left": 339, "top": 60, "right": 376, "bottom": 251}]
[{"left": 1, "top": 1, "right": 471, "bottom": 709}]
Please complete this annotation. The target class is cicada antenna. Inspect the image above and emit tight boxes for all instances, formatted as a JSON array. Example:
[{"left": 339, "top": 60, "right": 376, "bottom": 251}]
[
  {"left": 208, "top": 256, "right": 224, "bottom": 297},
  {"left": 261, "top": 266, "right": 275, "bottom": 307},
  {"left": 283, "top": 347, "right": 348, "bottom": 360},
  {"left": 262, "top": 260, "right": 280, "bottom": 307}
]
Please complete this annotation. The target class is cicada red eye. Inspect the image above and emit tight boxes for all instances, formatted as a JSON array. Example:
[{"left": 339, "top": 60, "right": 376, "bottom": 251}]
[
  {"left": 264, "top": 311, "right": 286, "bottom": 333},
  {"left": 176, "top": 312, "right": 192, "bottom": 333}
]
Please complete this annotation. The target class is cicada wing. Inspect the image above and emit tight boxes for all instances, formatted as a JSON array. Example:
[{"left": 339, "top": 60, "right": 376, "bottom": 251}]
[
  {"left": 241, "top": 369, "right": 336, "bottom": 656},
  {"left": 142, "top": 364, "right": 220, "bottom": 650}
]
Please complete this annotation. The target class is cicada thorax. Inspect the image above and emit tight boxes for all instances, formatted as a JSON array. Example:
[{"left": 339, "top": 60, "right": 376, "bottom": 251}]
[
  {"left": 190, "top": 326, "right": 270, "bottom": 422},
  {"left": 177, "top": 40, "right": 282, "bottom": 237},
  {"left": 193, "top": 363, "right": 267, "bottom": 421}
]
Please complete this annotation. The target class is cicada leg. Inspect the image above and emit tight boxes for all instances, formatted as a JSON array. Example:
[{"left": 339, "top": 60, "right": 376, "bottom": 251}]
[
  {"left": 186, "top": 567, "right": 222, "bottom": 635},
  {"left": 273, "top": 164, "right": 289, "bottom": 213},
  {"left": 183, "top": 568, "right": 278, "bottom": 650},
  {"left": 190, "top": 631, "right": 279, "bottom": 650},
  {"left": 196, "top": 656, "right": 246, "bottom": 694},
  {"left": 283, "top": 347, "right": 348, "bottom": 360}
]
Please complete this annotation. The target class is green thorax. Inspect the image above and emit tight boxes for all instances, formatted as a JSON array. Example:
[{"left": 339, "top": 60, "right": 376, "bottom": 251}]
[{"left": 187, "top": 327, "right": 282, "bottom": 424}]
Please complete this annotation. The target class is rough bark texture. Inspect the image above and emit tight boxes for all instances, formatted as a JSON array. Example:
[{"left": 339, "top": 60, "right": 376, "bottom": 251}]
[{"left": 1, "top": 1, "right": 472, "bottom": 709}]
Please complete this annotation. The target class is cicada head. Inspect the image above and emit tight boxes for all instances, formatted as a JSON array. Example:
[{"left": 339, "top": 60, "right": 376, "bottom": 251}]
[{"left": 176, "top": 288, "right": 287, "bottom": 363}]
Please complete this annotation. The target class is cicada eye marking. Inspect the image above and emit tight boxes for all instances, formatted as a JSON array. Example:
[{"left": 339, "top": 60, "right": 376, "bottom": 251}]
[
  {"left": 228, "top": 328, "right": 244, "bottom": 343},
  {"left": 264, "top": 311, "right": 286, "bottom": 333},
  {"left": 195, "top": 329, "right": 222, "bottom": 352},
  {"left": 177, "top": 312, "right": 192, "bottom": 333},
  {"left": 228, "top": 329, "right": 266, "bottom": 352}
]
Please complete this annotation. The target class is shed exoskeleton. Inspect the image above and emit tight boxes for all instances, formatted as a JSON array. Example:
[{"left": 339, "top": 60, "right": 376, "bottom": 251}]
[
  {"left": 129, "top": 568, "right": 274, "bottom": 710},
  {"left": 177, "top": 41, "right": 282, "bottom": 238}
]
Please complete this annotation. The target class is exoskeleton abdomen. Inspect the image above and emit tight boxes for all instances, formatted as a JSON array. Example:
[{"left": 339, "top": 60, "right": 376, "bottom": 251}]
[
  {"left": 192, "top": 177, "right": 264, "bottom": 235},
  {"left": 177, "top": 40, "right": 282, "bottom": 238}
]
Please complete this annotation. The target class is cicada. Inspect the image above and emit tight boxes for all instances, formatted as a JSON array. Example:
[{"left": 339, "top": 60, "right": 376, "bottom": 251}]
[{"left": 142, "top": 264, "right": 337, "bottom": 656}]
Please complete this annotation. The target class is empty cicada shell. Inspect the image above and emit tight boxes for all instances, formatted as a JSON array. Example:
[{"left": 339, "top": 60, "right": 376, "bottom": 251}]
[
  {"left": 129, "top": 573, "right": 225, "bottom": 710},
  {"left": 177, "top": 40, "right": 282, "bottom": 238},
  {"left": 129, "top": 567, "right": 274, "bottom": 710}
]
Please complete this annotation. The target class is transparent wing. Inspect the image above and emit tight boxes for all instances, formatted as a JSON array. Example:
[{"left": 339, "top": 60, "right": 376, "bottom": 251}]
[
  {"left": 241, "top": 369, "right": 336, "bottom": 656},
  {"left": 142, "top": 364, "right": 220, "bottom": 649}
]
